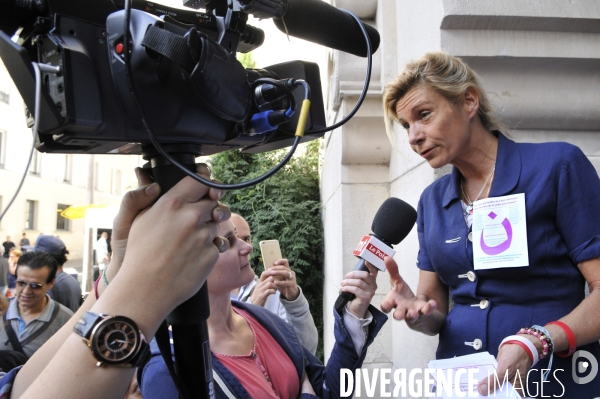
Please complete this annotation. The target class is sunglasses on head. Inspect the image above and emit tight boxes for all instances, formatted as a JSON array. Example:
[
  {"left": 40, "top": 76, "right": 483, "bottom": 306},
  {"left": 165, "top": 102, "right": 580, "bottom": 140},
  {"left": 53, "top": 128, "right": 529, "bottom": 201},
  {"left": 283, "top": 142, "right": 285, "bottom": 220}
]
[{"left": 16, "top": 280, "right": 44, "bottom": 290}]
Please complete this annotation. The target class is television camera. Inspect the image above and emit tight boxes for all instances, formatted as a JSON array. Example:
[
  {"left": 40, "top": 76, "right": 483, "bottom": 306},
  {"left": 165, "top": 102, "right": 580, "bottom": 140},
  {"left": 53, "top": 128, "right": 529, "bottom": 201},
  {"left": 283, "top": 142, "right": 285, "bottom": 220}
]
[{"left": 0, "top": 0, "right": 379, "bottom": 162}]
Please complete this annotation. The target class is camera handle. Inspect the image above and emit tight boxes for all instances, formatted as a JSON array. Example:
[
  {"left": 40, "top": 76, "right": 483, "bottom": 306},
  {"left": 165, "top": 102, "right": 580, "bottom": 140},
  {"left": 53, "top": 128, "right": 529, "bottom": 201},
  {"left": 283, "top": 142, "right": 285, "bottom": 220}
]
[{"left": 142, "top": 144, "right": 214, "bottom": 399}]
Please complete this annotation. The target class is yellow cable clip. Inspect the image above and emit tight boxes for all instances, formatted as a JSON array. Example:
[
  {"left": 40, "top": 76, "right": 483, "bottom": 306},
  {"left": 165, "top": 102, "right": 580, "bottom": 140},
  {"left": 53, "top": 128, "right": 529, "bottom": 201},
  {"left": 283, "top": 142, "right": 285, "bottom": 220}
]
[{"left": 295, "top": 99, "right": 311, "bottom": 137}]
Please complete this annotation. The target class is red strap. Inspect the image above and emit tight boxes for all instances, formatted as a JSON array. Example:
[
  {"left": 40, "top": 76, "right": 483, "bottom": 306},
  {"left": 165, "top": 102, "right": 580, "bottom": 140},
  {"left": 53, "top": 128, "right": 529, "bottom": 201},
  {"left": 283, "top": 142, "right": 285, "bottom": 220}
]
[
  {"left": 93, "top": 276, "right": 101, "bottom": 300},
  {"left": 547, "top": 321, "right": 576, "bottom": 357},
  {"left": 503, "top": 340, "right": 534, "bottom": 364}
]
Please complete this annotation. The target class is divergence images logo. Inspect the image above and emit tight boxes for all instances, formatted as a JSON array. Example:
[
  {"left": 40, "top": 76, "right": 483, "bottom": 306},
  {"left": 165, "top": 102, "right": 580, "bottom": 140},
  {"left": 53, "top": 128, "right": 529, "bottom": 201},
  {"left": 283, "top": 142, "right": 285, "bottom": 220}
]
[{"left": 572, "top": 350, "right": 598, "bottom": 385}]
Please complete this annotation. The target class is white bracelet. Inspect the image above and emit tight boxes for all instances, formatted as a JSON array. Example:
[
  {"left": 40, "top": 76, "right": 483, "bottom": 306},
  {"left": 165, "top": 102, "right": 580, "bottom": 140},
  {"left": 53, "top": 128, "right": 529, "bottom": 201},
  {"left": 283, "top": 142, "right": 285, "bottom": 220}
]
[{"left": 500, "top": 335, "right": 539, "bottom": 366}]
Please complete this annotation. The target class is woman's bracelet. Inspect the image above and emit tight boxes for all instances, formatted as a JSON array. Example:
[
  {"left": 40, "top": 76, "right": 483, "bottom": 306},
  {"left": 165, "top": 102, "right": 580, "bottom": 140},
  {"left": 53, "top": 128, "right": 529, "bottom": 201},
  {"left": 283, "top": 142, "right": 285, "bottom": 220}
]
[
  {"left": 547, "top": 321, "right": 576, "bottom": 357},
  {"left": 500, "top": 335, "right": 539, "bottom": 366},
  {"left": 93, "top": 276, "right": 101, "bottom": 300},
  {"left": 517, "top": 327, "right": 553, "bottom": 359}
]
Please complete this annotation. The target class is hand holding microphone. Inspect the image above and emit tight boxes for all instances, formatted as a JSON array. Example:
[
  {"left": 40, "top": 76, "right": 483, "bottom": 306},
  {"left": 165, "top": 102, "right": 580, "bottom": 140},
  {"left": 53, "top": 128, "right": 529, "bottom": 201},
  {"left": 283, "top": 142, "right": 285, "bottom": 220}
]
[{"left": 334, "top": 197, "right": 417, "bottom": 314}]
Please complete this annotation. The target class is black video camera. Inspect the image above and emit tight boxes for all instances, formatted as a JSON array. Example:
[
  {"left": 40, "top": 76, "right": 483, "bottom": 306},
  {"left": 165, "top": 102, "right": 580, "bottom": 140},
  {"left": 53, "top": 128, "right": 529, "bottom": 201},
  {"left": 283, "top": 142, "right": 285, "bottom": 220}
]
[{"left": 0, "top": 0, "right": 327, "bottom": 157}]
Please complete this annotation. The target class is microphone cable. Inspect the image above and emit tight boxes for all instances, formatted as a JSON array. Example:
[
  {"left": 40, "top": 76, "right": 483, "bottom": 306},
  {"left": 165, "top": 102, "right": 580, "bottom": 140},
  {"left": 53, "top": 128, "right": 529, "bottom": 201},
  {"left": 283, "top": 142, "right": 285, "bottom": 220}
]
[{"left": 304, "top": 9, "right": 372, "bottom": 135}]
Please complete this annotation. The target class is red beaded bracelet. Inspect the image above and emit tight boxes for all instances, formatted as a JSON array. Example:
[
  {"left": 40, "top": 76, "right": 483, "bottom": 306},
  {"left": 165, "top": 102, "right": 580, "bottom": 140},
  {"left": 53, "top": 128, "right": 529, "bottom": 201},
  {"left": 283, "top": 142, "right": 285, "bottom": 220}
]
[
  {"left": 517, "top": 327, "right": 552, "bottom": 359},
  {"left": 547, "top": 321, "right": 576, "bottom": 357}
]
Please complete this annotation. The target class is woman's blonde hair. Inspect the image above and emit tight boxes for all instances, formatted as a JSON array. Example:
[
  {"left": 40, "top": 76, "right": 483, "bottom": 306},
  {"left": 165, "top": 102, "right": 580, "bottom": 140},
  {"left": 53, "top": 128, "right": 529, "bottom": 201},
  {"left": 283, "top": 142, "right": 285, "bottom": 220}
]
[
  {"left": 382, "top": 52, "right": 504, "bottom": 148},
  {"left": 9, "top": 249, "right": 22, "bottom": 258}
]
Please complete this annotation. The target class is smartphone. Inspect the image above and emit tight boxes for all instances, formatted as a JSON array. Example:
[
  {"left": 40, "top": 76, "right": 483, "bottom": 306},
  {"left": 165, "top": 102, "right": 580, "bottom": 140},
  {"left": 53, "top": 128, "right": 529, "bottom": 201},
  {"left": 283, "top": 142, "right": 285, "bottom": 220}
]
[{"left": 259, "top": 240, "right": 283, "bottom": 271}]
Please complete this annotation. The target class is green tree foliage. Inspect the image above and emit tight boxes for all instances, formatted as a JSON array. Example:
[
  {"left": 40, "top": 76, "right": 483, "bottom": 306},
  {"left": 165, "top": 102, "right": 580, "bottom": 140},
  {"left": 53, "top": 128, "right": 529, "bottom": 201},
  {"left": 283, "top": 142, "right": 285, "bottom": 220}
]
[
  {"left": 237, "top": 52, "right": 257, "bottom": 69},
  {"left": 209, "top": 139, "right": 324, "bottom": 360}
]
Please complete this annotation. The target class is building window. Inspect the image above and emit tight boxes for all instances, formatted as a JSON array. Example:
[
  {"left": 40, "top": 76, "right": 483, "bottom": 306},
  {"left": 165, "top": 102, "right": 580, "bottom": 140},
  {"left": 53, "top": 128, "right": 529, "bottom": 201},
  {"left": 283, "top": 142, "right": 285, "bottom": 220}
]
[
  {"left": 0, "top": 91, "right": 8, "bottom": 105},
  {"left": 29, "top": 151, "right": 41, "bottom": 175},
  {"left": 111, "top": 169, "right": 122, "bottom": 195},
  {"left": 25, "top": 200, "right": 37, "bottom": 230},
  {"left": 56, "top": 204, "right": 71, "bottom": 231}
]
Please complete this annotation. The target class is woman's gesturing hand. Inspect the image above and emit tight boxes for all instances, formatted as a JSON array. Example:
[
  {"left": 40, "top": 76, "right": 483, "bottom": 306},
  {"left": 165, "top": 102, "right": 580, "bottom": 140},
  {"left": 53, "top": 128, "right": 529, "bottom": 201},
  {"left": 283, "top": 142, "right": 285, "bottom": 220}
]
[{"left": 379, "top": 256, "right": 439, "bottom": 329}]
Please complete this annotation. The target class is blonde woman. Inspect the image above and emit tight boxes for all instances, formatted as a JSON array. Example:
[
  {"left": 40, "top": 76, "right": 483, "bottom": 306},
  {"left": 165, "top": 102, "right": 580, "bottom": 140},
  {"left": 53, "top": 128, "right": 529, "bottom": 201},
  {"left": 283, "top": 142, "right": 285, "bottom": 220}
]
[{"left": 380, "top": 52, "right": 600, "bottom": 397}]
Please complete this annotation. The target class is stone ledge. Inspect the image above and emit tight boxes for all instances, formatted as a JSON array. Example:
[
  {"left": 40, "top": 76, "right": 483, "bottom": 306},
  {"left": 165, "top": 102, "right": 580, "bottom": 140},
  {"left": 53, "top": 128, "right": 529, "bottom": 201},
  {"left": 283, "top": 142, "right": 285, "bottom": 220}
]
[
  {"left": 442, "top": 0, "right": 600, "bottom": 21},
  {"left": 462, "top": 56, "right": 600, "bottom": 131},
  {"left": 442, "top": 15, "right": 600, "bottom": 33},
  {"left": 442, "top": 30, "right": 600, "bottom": 59}
]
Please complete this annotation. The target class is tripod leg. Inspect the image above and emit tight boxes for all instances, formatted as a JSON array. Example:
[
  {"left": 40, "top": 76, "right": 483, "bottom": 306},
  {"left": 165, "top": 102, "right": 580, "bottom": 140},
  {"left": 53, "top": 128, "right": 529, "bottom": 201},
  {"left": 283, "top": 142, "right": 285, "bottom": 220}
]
[{"left": 143, "top": 145, "right": 214, "bottom": 399}]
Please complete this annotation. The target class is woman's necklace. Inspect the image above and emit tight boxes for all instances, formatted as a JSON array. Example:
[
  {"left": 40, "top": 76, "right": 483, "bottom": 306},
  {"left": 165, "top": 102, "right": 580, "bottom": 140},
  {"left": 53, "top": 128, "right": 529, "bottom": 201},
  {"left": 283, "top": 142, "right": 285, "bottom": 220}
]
[{"left": 461, "top": 163, "right": 496, "bottom": 215}]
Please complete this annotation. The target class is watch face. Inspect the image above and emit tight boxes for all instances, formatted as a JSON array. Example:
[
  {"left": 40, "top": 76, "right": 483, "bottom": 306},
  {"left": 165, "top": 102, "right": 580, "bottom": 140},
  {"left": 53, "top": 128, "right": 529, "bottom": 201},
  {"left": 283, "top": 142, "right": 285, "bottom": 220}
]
[{"left": 90, "top": 316, "right": 141, "bottom": 365}]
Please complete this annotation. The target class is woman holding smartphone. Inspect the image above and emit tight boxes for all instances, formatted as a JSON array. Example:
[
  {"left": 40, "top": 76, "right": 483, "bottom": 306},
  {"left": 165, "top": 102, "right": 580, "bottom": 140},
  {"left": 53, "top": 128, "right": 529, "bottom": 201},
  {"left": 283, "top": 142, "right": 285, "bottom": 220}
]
[
  {"left": 140, "top": 216, "right": 387, "bottom": 399},
  {"left": 231, "top": 213, "right": 319, "bottom": 355}
]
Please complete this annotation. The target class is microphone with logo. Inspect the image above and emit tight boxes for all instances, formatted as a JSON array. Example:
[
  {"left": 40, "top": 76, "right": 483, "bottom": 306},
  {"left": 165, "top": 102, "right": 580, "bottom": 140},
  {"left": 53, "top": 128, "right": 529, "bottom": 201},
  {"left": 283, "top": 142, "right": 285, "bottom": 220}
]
[{"left": 334, "top": 197, "right": 417, "bottom": 313}]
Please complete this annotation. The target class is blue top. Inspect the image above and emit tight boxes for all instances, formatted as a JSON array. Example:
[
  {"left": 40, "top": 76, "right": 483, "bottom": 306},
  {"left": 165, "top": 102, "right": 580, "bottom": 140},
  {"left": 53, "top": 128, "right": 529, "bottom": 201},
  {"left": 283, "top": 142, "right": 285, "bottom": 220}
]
[
  {"left": 7, "top": 272, "right": 15, "bottom": 289},
  {"left": 417, "top": 132, "right": 600, "bottom": 397},
  {"left": 49, "top": 272, "right": 82, "bottom": 313},
  {"left": 139, "top": 301, "right": 387, "bottom": 399}
]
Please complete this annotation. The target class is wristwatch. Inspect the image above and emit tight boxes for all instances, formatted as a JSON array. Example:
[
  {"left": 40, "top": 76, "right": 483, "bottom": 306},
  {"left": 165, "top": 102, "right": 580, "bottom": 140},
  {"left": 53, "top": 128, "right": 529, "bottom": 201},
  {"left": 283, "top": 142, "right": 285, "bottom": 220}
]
[{"left": 73, "top": 311, "right": 151, "bottom": 367}]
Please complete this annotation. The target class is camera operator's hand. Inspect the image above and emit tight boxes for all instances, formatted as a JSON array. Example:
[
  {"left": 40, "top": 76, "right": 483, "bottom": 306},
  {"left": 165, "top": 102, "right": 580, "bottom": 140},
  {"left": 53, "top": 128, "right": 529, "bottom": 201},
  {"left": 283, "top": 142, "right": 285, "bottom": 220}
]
[
  {"left": 101, "top": 167, "right": 158, "bottom": 290},
  {"left": 102, "top": 165, "right": 226, "bottom": 293},
  {"left": 102, "top": 170, "right": 231, "bottom": 329},
  {"left": 14, "top": 165, "right": 230, "bottom": 399}
]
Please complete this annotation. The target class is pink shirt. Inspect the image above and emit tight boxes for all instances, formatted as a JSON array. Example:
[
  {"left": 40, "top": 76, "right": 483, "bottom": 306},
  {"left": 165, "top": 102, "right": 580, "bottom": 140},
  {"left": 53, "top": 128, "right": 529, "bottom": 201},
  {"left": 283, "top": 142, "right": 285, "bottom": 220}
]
[{"left": 213, "top": 308, "right": 300, "bottom": 399}]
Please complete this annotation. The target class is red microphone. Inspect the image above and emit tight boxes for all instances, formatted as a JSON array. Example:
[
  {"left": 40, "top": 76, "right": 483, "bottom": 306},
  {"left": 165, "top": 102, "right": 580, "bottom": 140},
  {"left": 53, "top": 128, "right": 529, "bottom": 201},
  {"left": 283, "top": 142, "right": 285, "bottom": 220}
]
[{"left": 334, "top": 198, "right": 417, "bottom": 313}]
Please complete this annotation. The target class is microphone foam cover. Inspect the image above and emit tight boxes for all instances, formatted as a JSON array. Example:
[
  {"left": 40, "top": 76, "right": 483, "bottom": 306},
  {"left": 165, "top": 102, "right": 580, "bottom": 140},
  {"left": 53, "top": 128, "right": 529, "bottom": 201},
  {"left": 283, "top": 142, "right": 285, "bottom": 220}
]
[
  {"left": 371, "top": 197, "right": 417, "bottom": 245},
  {"left": 273, "top": 0, "right": 380, "bottom": 57}
]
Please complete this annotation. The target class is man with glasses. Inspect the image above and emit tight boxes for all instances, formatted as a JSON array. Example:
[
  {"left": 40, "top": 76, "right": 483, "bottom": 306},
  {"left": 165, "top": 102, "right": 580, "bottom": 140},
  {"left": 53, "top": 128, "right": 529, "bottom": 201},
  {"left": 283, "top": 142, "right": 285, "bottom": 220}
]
[
  {"left": 0, "top": 251, "right": 73, "bottom": 358},
  {"left": 34, "top": 235, "right": 82, "bottom": 313},
  {"left": 229, "top": 213, "right": 318, "bottom": 354}
]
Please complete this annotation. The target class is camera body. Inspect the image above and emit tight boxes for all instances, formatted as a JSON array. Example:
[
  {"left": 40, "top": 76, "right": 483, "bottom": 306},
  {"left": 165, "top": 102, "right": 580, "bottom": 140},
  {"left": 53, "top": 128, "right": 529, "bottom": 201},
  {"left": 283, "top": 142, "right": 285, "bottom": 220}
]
[{"left": 0, "top": 0, "right": 325, "bottom": 156}]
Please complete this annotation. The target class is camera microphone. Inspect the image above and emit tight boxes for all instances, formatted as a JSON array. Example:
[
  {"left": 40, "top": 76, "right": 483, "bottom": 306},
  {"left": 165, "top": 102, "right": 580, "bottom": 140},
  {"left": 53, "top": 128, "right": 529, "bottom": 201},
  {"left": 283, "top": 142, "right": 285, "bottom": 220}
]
[
  {"left": 334, "top": 197, "right": 417, "bottom": 313},
  {"left": 272, "top": 0, "right": 380, "bottom": 57}
]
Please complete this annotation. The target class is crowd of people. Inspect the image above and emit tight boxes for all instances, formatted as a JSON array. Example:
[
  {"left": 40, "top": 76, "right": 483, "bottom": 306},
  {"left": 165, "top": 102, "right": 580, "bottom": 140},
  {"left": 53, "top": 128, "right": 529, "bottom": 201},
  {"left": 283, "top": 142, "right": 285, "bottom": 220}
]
[{"left": 0, "top": 50, "right": 597, "bottom": 398}]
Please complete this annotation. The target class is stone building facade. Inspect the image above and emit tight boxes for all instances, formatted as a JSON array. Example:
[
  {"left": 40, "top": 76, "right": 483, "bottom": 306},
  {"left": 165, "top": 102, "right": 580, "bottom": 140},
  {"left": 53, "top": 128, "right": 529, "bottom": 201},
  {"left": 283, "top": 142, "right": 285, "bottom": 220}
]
[{"left": 321, "top": 1, "right": 600, "bottom": 397}]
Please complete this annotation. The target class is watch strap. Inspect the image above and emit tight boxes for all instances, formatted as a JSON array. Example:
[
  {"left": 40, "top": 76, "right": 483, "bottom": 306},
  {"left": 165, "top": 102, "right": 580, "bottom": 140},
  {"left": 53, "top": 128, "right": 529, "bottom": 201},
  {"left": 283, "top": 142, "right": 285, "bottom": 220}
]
[
  {"left": 129, "top": 337, "right": 151, "bottom": 367},
  {"left": 73, "top": 311, "right": 105, "bottom": 340}
]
